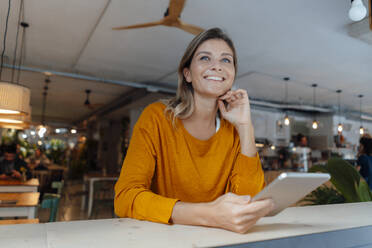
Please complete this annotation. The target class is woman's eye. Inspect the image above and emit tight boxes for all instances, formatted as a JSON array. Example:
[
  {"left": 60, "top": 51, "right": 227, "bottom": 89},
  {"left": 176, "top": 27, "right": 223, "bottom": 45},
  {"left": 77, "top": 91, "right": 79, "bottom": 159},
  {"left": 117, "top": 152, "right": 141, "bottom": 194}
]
[
  {"left": 222, "top": 58, "right": 231, "bottom": 63},
  {"left": 200, "top": 56, "right": 210, "bottom": 61}
]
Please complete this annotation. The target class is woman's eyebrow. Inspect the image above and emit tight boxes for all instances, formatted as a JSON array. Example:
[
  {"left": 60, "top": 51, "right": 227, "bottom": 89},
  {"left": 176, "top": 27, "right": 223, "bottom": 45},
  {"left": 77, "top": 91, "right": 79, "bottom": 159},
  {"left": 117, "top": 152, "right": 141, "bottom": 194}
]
[
  {"left": 195, "top": 51, "right": 211, "bottom": 56},
  {"left": 195, "top": 51, "right": 233, "bottom": 58},
  {"left": 221, "top": 52, "right": 233, "bottom": 58}
]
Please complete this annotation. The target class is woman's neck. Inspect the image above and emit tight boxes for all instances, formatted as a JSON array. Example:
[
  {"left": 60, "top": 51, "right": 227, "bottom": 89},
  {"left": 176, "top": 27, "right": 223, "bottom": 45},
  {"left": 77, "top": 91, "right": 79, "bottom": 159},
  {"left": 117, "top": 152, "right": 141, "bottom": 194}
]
[{"left": 189, "top": 94, "right": 218, "bottom": 126}]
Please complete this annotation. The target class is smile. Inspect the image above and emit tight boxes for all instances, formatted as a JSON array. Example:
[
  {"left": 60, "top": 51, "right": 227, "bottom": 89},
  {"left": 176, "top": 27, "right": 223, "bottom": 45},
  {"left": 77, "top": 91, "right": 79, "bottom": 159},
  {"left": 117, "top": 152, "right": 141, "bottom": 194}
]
[{"left": 204, "top": 76, "right": 225, "bottom": 81}]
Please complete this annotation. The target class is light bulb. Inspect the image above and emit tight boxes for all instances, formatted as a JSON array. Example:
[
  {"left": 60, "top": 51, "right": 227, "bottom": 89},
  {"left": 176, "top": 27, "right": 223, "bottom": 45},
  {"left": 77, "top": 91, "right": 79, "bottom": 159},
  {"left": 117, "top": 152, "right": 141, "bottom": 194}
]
[
  {"left": 71, "top": 129, "right": 77, "bottom": 134},
  {"left": 360, "top": 126, "right": 364, "bottom": 135},
  {"left": 337, "top": 123, "right": 343, "bottom": 132},
  {"left": 312, "top": 120, "right": 318, "bottom": 129},
  {"left": 349, "top": 0, "right": 367, "bottom": 21},
  {"left": 271, "top": 145, "right": 276, "bottom": 150},
  {"left": 284, "top": 116, "right": 290, "bottom": 126}
]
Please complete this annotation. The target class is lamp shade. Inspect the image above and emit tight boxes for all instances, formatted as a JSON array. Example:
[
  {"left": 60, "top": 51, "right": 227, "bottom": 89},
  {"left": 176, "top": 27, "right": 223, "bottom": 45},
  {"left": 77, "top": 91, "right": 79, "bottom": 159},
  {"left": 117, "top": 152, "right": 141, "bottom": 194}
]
[
  {"left": 0, "top": 108, "right": 31, "bottom": 130},
  {"left": 0, "top": 81, "right": 31, "bottom": 115}
]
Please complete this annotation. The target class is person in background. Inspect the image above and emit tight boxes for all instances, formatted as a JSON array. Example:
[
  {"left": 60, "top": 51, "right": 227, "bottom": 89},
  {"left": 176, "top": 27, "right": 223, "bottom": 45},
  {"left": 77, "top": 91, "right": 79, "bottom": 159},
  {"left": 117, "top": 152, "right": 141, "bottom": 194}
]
[
  {"left": 25, "top": 148, "right": 50, "bottom": 170},
  {"left": 356, "top": 136, "right": 372, "bottom": 189},
  {"left": 296, "top": 133, "right": 308, "bottom": 147},
  {"left": 114, "top": 28, "right": 274, "bottom": 233},
  {"left": 0, "top": 144, "right": 32, "bottom": 180}
]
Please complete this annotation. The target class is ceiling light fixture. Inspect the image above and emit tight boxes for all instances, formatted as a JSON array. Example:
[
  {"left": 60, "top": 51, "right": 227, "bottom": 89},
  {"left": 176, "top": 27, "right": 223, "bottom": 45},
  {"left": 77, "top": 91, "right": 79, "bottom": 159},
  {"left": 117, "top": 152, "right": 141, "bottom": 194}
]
[
  {"left": 0, "top": 0, "right": 31, "bottom": 122},
  {"left": 283, "top": 77, "right": 290, "bottom": 126},
  {"left": 312, "top": 84, "right": 318, "bottom": 130},
  {"left": 358, "top": 94, "right": 364, "bottom": 135},
  {"left": 41, "top": 74, "right": 51, "bottom": 126},
  {"left": 349, "top": 0, "right": 367, "bottom": 22},
  {"left": 336, "top": 90, "right": 343, "bottom": 133}
]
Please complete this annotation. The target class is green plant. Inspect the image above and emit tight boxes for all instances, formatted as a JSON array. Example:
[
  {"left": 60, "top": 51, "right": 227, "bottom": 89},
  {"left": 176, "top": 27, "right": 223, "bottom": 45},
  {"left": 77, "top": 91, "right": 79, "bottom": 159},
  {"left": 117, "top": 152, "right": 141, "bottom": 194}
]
[
  {"left": 310, "top": 157, "right": 372, "bottom": 203},
  {"left": 46, "top": 139, "right": 66, "bottom": 164},
  {"left": 302, "top": 186, "right": 345, "bottom": 205}
]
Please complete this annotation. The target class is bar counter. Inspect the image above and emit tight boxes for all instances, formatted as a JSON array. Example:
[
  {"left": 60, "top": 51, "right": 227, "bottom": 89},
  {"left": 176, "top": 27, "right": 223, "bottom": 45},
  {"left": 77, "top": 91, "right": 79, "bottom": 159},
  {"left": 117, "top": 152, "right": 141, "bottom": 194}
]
[{"left": 0, "top": 202, "right": 371, "bottom": 248}]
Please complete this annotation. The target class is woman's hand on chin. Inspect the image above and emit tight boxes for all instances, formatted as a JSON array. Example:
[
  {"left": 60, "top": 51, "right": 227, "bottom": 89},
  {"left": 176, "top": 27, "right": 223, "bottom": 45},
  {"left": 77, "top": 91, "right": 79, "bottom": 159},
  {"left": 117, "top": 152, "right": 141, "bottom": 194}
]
[{"left": 218, "top": 89, "right": 252, "bottom": 127}]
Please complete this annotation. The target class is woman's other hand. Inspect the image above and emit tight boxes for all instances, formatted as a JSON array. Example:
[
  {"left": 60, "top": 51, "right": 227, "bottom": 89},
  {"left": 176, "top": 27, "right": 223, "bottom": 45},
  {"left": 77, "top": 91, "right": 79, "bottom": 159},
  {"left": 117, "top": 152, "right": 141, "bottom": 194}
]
[
  {"left": 208, "top": 193, "right": 274, "bottom": 233},
  {"left": 218, "top": 89, "right": 252, "bottom": 127}
]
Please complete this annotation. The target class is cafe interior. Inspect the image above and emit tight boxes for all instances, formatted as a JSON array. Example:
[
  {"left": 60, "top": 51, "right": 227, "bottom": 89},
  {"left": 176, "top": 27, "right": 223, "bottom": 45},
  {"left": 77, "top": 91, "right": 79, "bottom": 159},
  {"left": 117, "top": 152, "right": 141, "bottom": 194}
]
[{"left": 0, "top": 0, "right": 371, "bottom": 247}]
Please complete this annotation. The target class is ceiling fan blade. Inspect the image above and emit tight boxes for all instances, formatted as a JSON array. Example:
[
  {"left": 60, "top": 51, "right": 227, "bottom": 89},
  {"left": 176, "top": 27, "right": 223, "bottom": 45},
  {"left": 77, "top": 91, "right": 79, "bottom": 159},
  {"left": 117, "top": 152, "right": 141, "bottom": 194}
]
[
  {"left": 175, "top": 21, "right": 204, "bottom": 35},
  {"left": 113, "top": 20, "right": 164, "bottom": 30},
  {"left": 168, "top": 0, "right": 186, "bottom": 19}
]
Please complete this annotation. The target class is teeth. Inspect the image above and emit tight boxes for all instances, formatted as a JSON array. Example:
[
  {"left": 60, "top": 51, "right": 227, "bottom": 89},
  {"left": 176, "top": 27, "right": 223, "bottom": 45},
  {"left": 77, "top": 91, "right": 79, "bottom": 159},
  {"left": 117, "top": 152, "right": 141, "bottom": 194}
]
[{"left": 206, "top": 76, "right": 223, "bottom": 81}]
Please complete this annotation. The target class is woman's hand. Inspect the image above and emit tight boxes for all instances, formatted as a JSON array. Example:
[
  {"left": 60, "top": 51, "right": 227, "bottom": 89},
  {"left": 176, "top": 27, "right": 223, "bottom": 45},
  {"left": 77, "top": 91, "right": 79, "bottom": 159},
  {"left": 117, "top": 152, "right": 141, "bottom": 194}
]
[
  {"left": 218, "top": 89, "right": 252, "bottom": 127},
  {"left": 208, "top": 193, "right": 274, "bottom": 233}
]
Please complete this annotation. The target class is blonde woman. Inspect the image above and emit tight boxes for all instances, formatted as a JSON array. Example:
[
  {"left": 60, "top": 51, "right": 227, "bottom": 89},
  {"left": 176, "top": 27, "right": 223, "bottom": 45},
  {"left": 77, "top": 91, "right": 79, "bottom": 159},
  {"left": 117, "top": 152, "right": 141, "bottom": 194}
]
[{"left": 114, "top": 28, "right": 274, "bottom": 233}]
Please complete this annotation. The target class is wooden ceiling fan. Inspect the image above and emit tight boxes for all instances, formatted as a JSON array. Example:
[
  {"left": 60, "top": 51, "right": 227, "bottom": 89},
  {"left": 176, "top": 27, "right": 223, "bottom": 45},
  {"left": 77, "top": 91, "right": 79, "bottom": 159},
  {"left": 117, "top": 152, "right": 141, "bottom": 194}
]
[{"left": 112, "top": 0, "right": 204, "bottom": 35}]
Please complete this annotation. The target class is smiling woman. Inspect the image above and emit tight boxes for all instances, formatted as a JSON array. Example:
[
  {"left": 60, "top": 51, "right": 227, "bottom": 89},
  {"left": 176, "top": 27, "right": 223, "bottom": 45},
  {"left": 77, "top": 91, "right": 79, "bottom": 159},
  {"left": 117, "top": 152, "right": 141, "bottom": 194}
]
[{"left": 114, "top": 28, "right": 273, "bottom": 234}]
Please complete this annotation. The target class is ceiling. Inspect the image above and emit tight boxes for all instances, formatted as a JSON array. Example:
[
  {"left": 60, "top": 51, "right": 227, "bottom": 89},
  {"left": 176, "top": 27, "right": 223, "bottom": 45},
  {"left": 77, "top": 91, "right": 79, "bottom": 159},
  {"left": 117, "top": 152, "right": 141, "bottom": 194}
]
[{"left": 0, "top": 0, "right": 371, "bottom": 127}]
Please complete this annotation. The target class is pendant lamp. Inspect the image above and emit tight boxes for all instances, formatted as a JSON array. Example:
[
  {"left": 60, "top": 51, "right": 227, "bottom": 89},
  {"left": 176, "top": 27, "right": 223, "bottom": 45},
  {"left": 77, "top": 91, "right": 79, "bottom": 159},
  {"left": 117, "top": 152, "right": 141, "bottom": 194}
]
[
  {"left": 336, "top": 90, "right": 343, "bottom": 133},
  {"left": 311, "top": 84, "right": 318, "bottom": 130},
  {"left": 0, "top": 0, "right": 31, "bottom": 129}
]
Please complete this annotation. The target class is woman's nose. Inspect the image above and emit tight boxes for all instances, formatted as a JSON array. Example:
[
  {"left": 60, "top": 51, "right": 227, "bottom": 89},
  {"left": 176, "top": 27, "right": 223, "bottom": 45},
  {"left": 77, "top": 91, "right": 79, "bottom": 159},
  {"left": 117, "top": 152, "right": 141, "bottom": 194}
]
[{"left": 210, "top": 61, "right": 223, "bottom": 72}]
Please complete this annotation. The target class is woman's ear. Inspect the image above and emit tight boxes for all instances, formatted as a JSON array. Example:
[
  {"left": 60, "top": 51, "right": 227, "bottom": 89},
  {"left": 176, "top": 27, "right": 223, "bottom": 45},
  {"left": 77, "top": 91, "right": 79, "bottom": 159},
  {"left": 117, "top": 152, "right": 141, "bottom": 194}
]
[{"left": 183, "top": 67, "right": 192, "bottom": 83}]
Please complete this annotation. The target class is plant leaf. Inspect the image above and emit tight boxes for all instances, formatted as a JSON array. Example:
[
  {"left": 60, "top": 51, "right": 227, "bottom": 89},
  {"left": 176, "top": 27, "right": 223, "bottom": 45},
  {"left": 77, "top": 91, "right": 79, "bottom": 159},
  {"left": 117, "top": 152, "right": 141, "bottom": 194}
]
[
  {"left": 357, "top": 180, "right": 372, "bottom": 202},
  {"left": 325, "top": 158, "right": 361, "bottom": 202}
]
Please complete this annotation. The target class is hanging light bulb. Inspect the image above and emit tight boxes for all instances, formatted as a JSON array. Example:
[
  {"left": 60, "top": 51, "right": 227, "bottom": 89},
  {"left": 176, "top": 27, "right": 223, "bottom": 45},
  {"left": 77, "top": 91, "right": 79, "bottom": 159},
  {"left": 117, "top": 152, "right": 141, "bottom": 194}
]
[
  {"left": 358, "top": 94, "right": 364, "bottom": 136},
  {"left": 282, "top": 77, "right": 290, "bottom": 126},
  {"left": 360, "top": 126, "right": 364, "bottom": 135},
  {"left": 312, "top": 120, "right": 318, "bottom": 129},
  {"left": 311, "top": 84, "right": 318, "bottom": 130},
  {"left": 284, "top": 115, "right": 290, "bottom": 126},
  {"left": 349, "top": 0, "right": 367, "bottom": 21},
  {"left": 336, "top": 90, "right": 343, "bottom": 133}
]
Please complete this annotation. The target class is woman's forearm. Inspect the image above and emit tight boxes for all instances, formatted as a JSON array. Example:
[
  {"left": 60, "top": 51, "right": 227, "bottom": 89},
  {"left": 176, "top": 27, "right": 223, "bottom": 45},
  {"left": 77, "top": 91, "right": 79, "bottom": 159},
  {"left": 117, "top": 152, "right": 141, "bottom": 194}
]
[
  {"left": 170, "top": 201, "right": 213, "bottom": 227},
  {"left": 236, "top": 123, "right": 257, "bottom": 157}
]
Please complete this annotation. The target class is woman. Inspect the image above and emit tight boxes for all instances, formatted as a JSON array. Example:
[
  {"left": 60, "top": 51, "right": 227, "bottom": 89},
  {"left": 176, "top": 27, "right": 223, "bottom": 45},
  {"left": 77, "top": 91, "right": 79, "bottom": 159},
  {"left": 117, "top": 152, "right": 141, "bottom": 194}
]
[
  {"left": 357, "top": 136, "right": 372, "bottom": 189},
  {"left": 114, "top": 28, "right": 274, "bottom": 233}
]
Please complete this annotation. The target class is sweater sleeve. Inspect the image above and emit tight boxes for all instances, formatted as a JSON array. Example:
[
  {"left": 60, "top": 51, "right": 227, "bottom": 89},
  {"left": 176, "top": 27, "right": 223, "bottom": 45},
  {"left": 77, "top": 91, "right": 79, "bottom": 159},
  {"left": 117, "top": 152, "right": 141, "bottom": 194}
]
[
  {"left": 227, "top": 152, "right": 265, "bottom": 197},
  {"left": 114, "top": 108, "right": 178, "bottom": 224}
]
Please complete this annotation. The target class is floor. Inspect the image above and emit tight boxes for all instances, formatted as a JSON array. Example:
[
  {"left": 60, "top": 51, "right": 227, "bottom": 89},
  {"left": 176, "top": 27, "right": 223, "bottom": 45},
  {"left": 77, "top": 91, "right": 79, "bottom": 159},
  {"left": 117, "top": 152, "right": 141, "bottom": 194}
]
[{"left": 38, "top": 180, "right": 115, "bottom": 223}]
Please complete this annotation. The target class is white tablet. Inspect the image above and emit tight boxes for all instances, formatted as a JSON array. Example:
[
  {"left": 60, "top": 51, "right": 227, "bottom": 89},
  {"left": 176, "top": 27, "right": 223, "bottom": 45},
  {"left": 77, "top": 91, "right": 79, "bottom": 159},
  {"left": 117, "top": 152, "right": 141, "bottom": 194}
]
[{"left": 252, "top": 172, "right": 330, "bottom": 216}]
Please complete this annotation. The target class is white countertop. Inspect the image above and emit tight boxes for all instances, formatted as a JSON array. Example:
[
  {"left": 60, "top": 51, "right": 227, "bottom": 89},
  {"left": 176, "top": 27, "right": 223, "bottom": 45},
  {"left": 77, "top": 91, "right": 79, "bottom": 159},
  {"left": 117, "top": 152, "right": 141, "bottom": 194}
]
[{"left": 1, "top": 202, "right": 371, "bottom": 248}]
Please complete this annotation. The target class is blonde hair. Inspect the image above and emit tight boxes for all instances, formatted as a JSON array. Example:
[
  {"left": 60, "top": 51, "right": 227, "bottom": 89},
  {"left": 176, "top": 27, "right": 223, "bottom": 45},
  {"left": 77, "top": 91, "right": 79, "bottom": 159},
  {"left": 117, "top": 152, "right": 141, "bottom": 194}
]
[{"left": 162, "top": 28, "right": 238, "bottom": 126}]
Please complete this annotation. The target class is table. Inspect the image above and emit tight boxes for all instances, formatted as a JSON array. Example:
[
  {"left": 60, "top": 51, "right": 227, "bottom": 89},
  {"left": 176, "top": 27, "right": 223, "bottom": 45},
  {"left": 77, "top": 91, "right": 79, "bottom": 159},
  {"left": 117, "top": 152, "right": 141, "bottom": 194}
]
[
  {"left": 0, "top": 202, "right": 371, "bottom": 247},
  {"left": 0, "top": 192, "right": 40, "bottom": 219},
  {"left": 0, "top": 178, "right": 39, "bottom": 192},
  {"left": 0, "top": 218, "right": 39, "bottom": 225},
  {"left": 81, "top": 174, "right": 118, "bottom": 218}
]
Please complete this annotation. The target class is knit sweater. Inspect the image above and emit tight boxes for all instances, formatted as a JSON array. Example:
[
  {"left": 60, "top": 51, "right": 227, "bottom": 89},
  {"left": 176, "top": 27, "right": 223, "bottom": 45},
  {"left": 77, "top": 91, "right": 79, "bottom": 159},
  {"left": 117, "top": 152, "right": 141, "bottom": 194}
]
[{"left": 114, "top": 102, "right": 265, "bottom": 224}]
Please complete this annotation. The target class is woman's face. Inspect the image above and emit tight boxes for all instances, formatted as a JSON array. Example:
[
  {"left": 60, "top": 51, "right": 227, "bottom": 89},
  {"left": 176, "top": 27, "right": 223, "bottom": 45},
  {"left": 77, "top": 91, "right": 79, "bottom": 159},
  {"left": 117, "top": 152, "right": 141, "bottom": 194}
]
[{"left": 183, "top": 39, "right": 235, "bottom": 98}]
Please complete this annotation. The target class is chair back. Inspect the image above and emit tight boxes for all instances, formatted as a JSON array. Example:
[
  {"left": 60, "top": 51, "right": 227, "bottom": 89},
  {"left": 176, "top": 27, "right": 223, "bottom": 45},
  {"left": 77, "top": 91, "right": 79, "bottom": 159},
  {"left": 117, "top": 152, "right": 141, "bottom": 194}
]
[{"left": 51, "top": 180, "right": 64, "bottom": 195}]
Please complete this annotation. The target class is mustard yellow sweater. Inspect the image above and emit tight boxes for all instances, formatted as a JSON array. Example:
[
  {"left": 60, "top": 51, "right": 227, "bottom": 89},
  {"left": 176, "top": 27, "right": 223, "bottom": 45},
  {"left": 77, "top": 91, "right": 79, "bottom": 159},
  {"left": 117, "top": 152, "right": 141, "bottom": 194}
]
[{"left": 114, "top": 102, "right": 265, "bottom": 224}]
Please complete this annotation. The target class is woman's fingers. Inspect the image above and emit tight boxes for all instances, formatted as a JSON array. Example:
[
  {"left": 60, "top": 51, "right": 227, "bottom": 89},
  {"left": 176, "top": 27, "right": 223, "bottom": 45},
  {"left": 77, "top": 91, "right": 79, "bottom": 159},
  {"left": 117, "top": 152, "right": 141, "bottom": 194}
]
[
  {"left": 219, "top": 89, "right": 248, "bottom": 103},
  {"left": 240, "top": 198, "right": 275, "bottom": 217}
]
